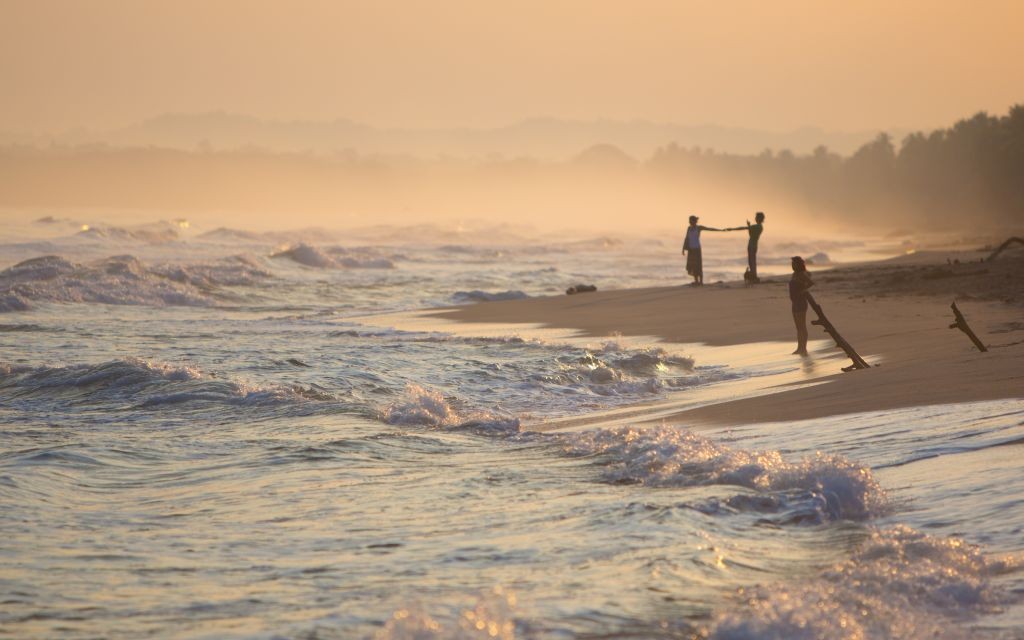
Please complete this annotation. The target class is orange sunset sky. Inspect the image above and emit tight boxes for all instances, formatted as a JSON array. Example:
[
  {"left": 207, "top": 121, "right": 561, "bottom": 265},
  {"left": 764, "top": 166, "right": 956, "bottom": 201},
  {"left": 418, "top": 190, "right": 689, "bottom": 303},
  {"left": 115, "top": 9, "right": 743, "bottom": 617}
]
[{"left": 2, "top": 0, "right": 1022, "bottom": 133}]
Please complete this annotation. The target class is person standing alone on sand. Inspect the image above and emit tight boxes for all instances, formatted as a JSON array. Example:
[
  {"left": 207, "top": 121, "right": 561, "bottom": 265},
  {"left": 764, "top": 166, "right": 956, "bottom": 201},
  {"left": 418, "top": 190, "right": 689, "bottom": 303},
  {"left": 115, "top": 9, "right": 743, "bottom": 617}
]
[
  {"left": 789, "top": 255, "right": 814, "bottom": 355},
  {"left": 682, "top": 215, "right": 729, "bottom": 286}
]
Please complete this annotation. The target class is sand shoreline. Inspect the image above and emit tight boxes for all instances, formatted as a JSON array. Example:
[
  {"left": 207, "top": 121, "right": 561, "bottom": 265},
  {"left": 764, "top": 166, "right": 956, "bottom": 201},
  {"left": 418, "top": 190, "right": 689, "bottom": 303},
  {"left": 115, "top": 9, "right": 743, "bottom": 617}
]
[{"left": 431, "top": 248, "right": 1024, "bottom": 425}]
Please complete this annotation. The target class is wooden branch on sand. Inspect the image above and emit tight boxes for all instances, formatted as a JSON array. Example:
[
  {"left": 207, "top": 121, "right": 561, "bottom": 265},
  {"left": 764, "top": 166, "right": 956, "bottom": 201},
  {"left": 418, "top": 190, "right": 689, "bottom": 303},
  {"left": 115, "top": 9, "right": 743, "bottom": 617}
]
[
  {"left": 949, "top": 302, "right": 988, "bottom": 352},
  {"left": 985, "top": 237, "right": 1023, "bottom": 262},
  {"left": 805, "top": 293, "right": 871, "bottom": 372}
]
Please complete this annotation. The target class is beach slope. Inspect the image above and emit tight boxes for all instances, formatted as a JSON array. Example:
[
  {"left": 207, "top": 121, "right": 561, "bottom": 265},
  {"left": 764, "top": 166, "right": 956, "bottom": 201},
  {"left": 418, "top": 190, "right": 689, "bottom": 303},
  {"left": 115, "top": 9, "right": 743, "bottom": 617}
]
[{"left": 432, "top": 250, "right": 1024, "bottom": 424}]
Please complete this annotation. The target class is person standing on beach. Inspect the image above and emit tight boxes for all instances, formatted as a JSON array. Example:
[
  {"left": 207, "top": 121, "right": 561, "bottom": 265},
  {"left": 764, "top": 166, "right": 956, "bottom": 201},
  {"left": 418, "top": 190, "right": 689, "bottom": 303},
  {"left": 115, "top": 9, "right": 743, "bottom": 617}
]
[
  {"left": 681, "top": 215, "right": 729, "bottom": 286},
  {"left": 745, "top": 212, "right": 765, "bottom": 282},
  {"left": 789, "top": 255, "right": 814, "bottom": 355}
]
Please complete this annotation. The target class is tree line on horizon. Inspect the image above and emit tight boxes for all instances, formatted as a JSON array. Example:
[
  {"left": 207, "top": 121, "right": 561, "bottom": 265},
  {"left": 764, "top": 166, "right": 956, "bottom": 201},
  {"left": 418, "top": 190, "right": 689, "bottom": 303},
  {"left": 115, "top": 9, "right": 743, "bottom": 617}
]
[
  {"left": 648, "top": 105, "right": 1024, "bottom": 227},
  {"left": 1, "top": 106, "right": 1021, "bottom": 229}
]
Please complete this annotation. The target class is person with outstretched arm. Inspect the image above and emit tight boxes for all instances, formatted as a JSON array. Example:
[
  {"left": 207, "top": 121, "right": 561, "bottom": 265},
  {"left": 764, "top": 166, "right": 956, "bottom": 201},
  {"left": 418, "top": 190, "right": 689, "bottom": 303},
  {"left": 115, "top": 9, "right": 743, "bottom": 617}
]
[
  {"left": 681, "top": 215, "right": 730, "bottom": 286},
  {"left": 745, "top": 212, "right": 765, "bottom": 282},
  {"left": 789, "top": 255, "right": 814, "bottom": 355},
  {"left": 725, "top": 211, "right": 765, "bottom": 283}
]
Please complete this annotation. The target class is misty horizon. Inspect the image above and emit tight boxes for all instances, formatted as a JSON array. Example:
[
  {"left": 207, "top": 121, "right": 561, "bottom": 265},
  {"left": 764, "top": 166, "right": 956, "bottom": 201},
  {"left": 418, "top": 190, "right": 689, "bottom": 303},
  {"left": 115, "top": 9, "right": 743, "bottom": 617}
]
[
  {"left": 0, "top": 110, "right": 917, "bottom": 159},
  {"left": 2, "top": 105, "right": 1021, "bottom": 236}
]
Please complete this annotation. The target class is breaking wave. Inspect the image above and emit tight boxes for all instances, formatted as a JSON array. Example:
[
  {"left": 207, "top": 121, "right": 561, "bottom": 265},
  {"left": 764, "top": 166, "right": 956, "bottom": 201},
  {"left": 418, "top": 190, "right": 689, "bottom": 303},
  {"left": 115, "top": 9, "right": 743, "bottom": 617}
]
[
  {"left": 0, "top": 254, "right": 270, "bottom": 311},
  {"left": 375, "top": 587, "right": 518, "bottom": 640},
  {"left": 451, "top": 290, "right": 530, "bottom": 303},
  {"left": 0, "top": 358, "right": 332, "bottom": 408},
  {"left": 75, "top": 221, "right": 183, "bottom": 244},
  {"left": 373, "top": 527, "right": 1020, "bottom": 640},
  {"left": 151, "top": 254, "right": 272, "bottom": 288},
  {"left": 538, "top": 342, "right": 698, "bottom": 397},
  {"left": 708, "top": 525, "right": 1021, "bottom": 639},
  {"left": 560, "top": 425, "right": 886, "bottom": 522},
  {"left": 381, "top": 384, "right": 520, "bottom": 433},
  {"left": 271, "top": 243, "right": 395, "bottom": 269},
  {"left": 0, "top": 293, "right": 31, "bottom": 312}
]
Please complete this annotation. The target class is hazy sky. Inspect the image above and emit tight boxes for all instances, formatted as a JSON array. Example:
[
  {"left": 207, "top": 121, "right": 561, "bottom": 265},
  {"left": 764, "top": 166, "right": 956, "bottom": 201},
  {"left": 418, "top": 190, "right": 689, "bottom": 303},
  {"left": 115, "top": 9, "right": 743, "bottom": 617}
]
[{"left": 2, "top": 0, "right": 1022, "bottom": 134}]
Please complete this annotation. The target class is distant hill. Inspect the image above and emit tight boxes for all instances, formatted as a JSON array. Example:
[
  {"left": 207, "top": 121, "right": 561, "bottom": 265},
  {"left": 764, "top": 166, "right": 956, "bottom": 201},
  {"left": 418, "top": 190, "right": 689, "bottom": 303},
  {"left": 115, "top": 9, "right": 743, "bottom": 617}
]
[{"left": 13, "top": 112, "right": 904, "bottom": 159}]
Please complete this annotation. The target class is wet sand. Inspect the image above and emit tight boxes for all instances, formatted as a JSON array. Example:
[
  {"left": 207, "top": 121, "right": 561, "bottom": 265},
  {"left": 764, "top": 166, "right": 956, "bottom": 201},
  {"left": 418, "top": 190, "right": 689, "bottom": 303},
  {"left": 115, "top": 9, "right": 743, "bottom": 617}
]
[{"left": 432, "top": 248, "right": 1024, "bottom": 425}]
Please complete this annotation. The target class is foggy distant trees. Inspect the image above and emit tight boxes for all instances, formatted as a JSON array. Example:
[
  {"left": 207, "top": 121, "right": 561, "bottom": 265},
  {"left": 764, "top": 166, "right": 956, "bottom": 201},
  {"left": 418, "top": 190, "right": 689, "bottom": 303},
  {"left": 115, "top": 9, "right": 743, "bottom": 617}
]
[
  {"left": 649, "top": 105, "right": 1024, "bottom": 227},
  {"left": 1, "top": 105, "right": 1021, "bottom": 229}
]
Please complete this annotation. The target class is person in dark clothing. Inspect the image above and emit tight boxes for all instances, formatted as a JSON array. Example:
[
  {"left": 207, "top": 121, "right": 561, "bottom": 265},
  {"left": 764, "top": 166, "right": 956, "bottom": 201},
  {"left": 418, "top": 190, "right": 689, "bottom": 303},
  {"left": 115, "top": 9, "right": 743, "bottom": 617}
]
[
  {"left": 726, "top": 211, "right": 765, "bottom": 283},
  {"left": 682, "top": 215, "right": 729, "bottom": 286},
  {"left": 789, "top": 255, "right": 814, "bottom": 355},
  {"left": 745, "top": 212, "right": 765, "bottom": 282}
]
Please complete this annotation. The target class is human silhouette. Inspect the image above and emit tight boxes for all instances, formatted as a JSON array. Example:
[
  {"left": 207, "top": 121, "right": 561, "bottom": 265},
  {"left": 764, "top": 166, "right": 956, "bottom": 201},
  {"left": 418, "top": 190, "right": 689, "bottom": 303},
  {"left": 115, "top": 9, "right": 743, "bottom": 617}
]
[
  {"left": 726, "top": 211, "right": 765, "bottom": 283},
  {"left": 745, "top": 212, "right": 765, "bottom": 282},
  {"left": 789, "top": 256, "right": 814, "bottom": 355},
  {"left": 681, "top": 215, "right": 729, "bottom": 286}
]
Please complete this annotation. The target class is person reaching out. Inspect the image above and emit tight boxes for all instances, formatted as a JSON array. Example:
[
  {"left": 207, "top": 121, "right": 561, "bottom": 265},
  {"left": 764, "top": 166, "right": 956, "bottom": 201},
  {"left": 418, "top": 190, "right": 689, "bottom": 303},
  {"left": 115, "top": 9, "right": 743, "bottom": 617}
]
[
  {"left": 745, "top": 212, "right": 765, "bottom": 282},
  {"left": 681, "top": 215, "right": 730, "bottom": 286},
  {"left": 725, "top": 211, "right": 766, "bottom": 283}
]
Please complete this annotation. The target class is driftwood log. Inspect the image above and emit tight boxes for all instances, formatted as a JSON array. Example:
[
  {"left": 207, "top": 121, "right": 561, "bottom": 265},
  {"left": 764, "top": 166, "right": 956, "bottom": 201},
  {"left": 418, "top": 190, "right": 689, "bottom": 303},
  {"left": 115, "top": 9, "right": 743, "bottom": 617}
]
[
  {"left": 985, "top": 237, "right": 1023, "bottom": 262},
  {"left": 805, "top": 293, "right": 871, "bottom": 372},
  {"left": 949, "top": 302, "right": 988, "bottom": 352}
]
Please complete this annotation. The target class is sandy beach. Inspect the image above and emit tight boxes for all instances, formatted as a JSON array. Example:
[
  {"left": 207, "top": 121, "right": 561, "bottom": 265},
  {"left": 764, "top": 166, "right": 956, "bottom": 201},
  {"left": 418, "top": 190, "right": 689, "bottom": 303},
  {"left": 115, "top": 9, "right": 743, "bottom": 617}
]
[{"left": 433, "top": 246, "right": 1024, "bottom": 425}]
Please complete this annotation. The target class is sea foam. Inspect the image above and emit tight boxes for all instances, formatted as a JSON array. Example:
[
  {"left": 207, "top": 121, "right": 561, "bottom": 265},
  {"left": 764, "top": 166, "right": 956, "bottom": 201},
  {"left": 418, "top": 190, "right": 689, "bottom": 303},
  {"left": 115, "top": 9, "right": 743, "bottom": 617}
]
[
  {"left": 451, "top": 290, "right": 530, "bottom": 303},
  {"left": 376, "top": 587, "right": 518, "bottom": 640},
  {"left": 381, "top": 384, "right": 520, "bottom": 433},
  {"left": 0, "top": 254, "right": 272, "bottom": 311},
  {"left": 271, "top": 243, "right": 395, "bottom": 269},
  {"left": 708, "top": 525, "right": 1020, "bottom": 639},
  {"left": 0, "top": 358, "right": 331, "bottom": 408},
  {"left": 561, "top": 425, "right": 886, "bottom": 522}
]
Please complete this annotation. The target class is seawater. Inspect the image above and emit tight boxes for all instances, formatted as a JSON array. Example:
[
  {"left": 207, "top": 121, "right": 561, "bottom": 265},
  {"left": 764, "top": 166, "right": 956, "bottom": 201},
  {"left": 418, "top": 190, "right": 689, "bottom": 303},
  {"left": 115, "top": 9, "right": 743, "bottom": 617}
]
[{"left": 1, "top": 219, "right": 1022, "bottom": 639}]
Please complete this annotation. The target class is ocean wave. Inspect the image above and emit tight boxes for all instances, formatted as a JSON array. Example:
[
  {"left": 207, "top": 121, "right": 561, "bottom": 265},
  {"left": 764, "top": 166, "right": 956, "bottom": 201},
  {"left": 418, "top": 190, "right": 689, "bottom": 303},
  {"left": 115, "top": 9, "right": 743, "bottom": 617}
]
[
  {"left": 381, "top": 384, "right": 520, "bottom": 433},
  {"left": 75, "top": 222, "right": 181, "bottom": 245},
  {"left": 376, "top": 587, "right": 517, "bottom": 640},
  {"left": 0, "top": 254, "right": 208, "bottom": 311},
  {"left": 337, "top": 329, "right": 698, "bottom": 407},
  {"left": 594, "top": 340, "right": 695, "bottom": 373},
  {"left": 271, "top": 243, "right": 337, "bottom": 268},
  {"left": 538, "top": 343, "right": 696, "bottom": 397},
  {"left": 708, "top": 525, "right": 1020, "bottom": 639},
  {"left": 372, "top": 526, "right": 1018, "bottom": 640},
  {"left": 197, "top": 226, "right": 266, "bottom": 242},
  {"left": 561, "top": 426, "right": 886, "bottom": 522},
  {"left": 271, "top": 243, "right": 395, "bottom": 269},
  {"left": 198, "top": 226, "right": 342, "bottom": 245},
  {"left": 451, "top": 290, "right": 530, "bottom": 303},
  {"left": 0, "top": 322, "right": 49, "bottom": 332},
  {"left": 0, "top": 358, "right": 332, "bottom": 408},
  {"left": 554, "top": 235, "right": 625, "bottom": 251},
  {"left": 330, "top": 327, "right": 543, "bottom": 345},
  {"left": 0, "top": 293, "right": 31, "bottom": 312},
  {"left": 151, "top": 254, "right": 272, "bottom": 288},
  {"left": 0, "top": 254, "right": 273, "bottom": 311}
]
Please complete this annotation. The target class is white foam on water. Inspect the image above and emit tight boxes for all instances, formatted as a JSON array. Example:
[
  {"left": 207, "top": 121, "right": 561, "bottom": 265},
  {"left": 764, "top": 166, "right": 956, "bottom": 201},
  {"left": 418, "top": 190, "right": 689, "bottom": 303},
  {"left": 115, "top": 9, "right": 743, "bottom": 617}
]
[
  {"left": 560, "top": 425, "right": 886, "bottom": 522},
  {"left": 708, "top": 525, "right": 1021, "bottom": 640},
  {"left": 271, "top": 243, "right": 395, "bottom": 269},
  {"left": 1, "top": 255, "right": 206, "bottom": 310},
  {"left": 0, "top": 253, "right": 276, "bottom": 311},
  {"left": 451, "top": 290, "right": 530, "bottom": 303},
  {"left": 0, "top": 358, "right": 331, "bottom": 408},
  {"left": 381, "top": 384, "right": 521, "bottom": 433},
  {"left": 376, "top": 587, "right": 518, "bottom": 640},
  {"left": 151, "top": 254, "right": 272, "bottom": 288}
]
